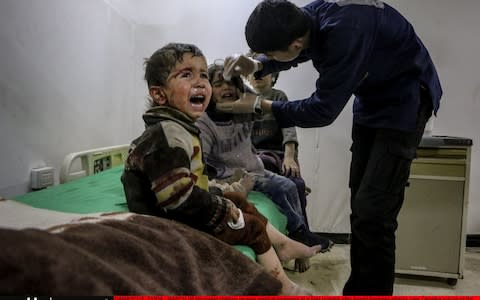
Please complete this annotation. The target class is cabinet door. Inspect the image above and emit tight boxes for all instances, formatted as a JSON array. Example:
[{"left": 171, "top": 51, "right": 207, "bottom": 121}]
[{"left": 396, "top": 177, "right": 464, "bottom": 274}]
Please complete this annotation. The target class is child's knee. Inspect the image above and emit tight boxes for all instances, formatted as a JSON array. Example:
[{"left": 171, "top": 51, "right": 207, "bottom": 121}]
[
  {"left": 283, "top": 179, "right": 298, "bottom": 193},
  {"left": 244, "top": 215, "right": 271, "bottom": 254}
]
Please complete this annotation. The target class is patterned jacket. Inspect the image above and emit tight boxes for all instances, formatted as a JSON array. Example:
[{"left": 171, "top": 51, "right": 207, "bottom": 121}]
[{"left": 121, "top": 106, "right": 230, "bottom": 234}]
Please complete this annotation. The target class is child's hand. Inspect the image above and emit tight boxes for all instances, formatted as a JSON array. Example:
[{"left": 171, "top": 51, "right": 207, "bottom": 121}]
[
  {"left": 229, "top": 205, "right": 240, "bottom": 223},
  {"left": 225, "top": 199, "right": 244, "bottom": 230},
  {"left": 239, "top": 173, "right": 255, "bottom": 194},
  {"left": 282, "top": 157, "right": 300, "bottom": 177},
  {"left": 223, "top": 54, "right": 261, "bottom": 80},
  {"left": 223, "top": 191, "right": 267, "bottom": 225}
]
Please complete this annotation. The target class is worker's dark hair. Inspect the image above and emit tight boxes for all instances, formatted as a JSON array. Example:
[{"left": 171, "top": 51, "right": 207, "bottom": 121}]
[{"left": 245, "top": 0, "right": 310, "bottom": 53}]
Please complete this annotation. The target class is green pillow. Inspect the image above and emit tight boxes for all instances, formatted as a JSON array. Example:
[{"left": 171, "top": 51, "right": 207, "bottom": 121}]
[{"left": 14, "top": 167, "right": 287, "bottom": 260}]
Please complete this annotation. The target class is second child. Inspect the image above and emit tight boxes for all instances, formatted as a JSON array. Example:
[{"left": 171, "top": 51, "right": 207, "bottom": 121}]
[{"left": 196, "top": 61, "right": 334, "bottom": 260}]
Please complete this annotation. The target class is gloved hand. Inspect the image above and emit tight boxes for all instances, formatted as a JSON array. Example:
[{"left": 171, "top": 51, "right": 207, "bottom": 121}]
[
  {"left": 223, "top": 54, "right": 262, "bottom": 80},
  {"left": 215, "top": 93, "right": 262, "bottom": 114}
]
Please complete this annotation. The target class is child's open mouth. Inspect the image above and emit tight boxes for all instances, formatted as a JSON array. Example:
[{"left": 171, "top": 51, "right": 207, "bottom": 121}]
[
  {"left": 190, "top": 94, "right": 207, "bottom": 111},
  {"left": 221, "top": 92, "right": 236, "bottom": 101},
  {"left": 190, "top": 95, "right": 206, "bottom": 104}
]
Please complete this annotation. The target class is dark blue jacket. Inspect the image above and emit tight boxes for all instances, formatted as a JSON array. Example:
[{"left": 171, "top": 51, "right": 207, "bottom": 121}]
[{"left": 257, "top": 0, "right": 442, "bottom": 131}]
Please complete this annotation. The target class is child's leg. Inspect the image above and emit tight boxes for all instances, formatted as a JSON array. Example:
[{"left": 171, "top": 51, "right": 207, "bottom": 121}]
[
  {"left": 213, "top": 208, "right": 312, "bottom": 295},
  {"left": 213, "top": 214, "right": 311, "bottom": 295},
  {"left": 254, "top": 171, "right": 333, "bottom": 250},
  {"left": 215, "top": 211, "right": 272, "bottom": 255},
  {"left": 288, "top": 176, "right": 308, "bottom": 226},
  {"left": 257, "top": 247, "right": 312, "bottom": 295},
  {"left": 265, "top": 223, "right": 322, "bottom": 262},
  {"left": 253, "top": 171, "right": 305, "bottom": 233}
]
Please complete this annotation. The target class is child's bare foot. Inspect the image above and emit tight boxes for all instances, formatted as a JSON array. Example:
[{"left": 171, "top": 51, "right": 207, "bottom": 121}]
[
  {"left": 281, "top": 257, "right": 311, "bottom": 273},
  {"left": 275, "top": 238, "right": 322, "bottom": 262},
  {"left": 294, "top": 257, "right": 310, "bottom": 273}
]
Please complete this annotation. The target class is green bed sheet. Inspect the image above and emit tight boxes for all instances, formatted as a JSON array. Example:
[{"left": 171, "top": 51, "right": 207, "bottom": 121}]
[{"left": 13, "top": 166, "right": 287, "bottom": 260}]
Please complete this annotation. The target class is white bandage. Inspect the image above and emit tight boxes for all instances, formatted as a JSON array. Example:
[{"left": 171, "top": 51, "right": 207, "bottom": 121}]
[{"left": 227, "top": 209, "right": 245, "bottom": 230}]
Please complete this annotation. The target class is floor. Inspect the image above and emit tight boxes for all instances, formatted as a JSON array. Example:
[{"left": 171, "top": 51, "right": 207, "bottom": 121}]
[{"left": 285, "top": 245, "right": 480, "bottom": 295}]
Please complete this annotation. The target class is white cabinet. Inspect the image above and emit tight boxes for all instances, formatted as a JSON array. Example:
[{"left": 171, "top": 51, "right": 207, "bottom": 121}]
[{"left": 395, "top": 137, "right": 472, "bottom": 286}]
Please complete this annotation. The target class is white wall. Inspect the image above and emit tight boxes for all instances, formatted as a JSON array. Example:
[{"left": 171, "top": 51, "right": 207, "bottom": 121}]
[
  {"left": 0, "top": 0, "right": 138, "bottom": 196},
  {"left": 1, "top": 0, "right": 479, "bottom": 234},
  {"left": 384, "top": 0, "right": 480, "bottom": 235}
]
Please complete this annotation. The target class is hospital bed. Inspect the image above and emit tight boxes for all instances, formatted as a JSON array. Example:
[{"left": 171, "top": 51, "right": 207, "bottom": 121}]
[{"left": 0, "top": 145, "right": 287, "bottom": 295}]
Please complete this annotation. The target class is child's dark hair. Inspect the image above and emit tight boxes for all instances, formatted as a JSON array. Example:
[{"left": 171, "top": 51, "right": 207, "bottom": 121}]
[
  {"left": 144, "top": 43, "right": 204, "bottom": 108},
  {"left": 144, "top": 43, "right": 204, "bottom": 88},
  {"left": 206, "top": 61, "right": 255, "bottom": 113},
  {"left": 245, "top": 0, "right": 310, "bottom": 53},
  {"left": 208, "top": 62, "right": 247, "bottom": 95}
]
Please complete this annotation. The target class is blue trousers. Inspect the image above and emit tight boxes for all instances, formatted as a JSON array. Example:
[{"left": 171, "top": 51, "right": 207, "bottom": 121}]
[
  {"left": 258, "top": 151, "right": 309, "bottom": 226},
  {"left": 253, "top": 170, "right": 306, "bottom": 233}
]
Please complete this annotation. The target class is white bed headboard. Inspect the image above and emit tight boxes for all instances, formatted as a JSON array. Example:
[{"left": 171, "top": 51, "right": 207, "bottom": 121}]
[{"left": 60, "top": 144, "right": 130, "bottom": 183}]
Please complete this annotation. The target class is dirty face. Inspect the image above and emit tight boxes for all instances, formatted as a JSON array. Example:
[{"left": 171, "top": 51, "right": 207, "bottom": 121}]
[
  {"left": 210, "top": 70, "right": 240, "bottom": 104},
  {"left": 151, "top": 53, "right": 211, "bottom": 120}
]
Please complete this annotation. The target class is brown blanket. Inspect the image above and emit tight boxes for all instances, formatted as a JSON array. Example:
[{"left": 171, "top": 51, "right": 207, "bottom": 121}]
[{"left": 0, "top": 213, "right": 281, "bottom": 296}]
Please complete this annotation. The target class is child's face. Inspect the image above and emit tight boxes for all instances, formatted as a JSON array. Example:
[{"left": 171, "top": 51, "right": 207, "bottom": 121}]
[
  {"left": 248, "top": 73, "right": 273, "bottom": 92},
  {"left": 211, "top": 70, "right": 240, "bottom": 104},
  {"left": 155, "top": 53, "right": 211, "bottom": 120}
]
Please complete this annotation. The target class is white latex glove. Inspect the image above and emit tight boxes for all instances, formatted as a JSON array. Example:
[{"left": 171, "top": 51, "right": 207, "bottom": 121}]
[
  {"left": 223, "top": 54, "right": 261, "bottom": 81},
  {"left": 215, "top": 93, "right": 262, "bottom": 114}
]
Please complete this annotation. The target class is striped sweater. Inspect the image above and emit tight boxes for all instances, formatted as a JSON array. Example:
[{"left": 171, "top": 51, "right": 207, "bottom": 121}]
[{"left": 121, "top": 106, "right": 229, "bottom": 234}]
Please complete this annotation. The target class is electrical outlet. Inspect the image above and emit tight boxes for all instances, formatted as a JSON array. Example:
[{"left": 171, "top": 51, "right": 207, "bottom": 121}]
[{"left": 31, "top": 167, "right": 55, "bottom": 190}]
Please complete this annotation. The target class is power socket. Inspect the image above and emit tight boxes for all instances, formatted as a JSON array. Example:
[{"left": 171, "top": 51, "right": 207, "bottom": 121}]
[{"left": 31, "top": 167, "right": 55, "bottom": 190}]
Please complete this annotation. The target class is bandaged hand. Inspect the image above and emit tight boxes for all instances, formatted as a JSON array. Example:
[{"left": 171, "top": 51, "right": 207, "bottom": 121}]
[
  {"left": 282, "top": 157, "right": 300, "bottom": 178},
  {"left": 223, "top": 54, "right": 261, "bottom": 80},
  {"left": 223, "top": 191, "right": 268, "bottom": 226},
  {"left": 215, "top": 93, "right": 261, "bottom": 114},
  {"left": 229, "top": 204, "right": 240, "bottom": 223},
  {"left": 225, "top": 198, "right": 244, "bottom": 230}
]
